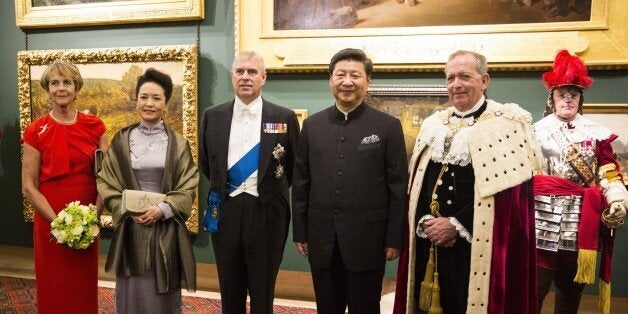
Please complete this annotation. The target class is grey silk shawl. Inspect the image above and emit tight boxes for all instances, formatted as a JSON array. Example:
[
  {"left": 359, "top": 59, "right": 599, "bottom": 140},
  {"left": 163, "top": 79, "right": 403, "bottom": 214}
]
[{"left": 98, "top": 122, "right": 198, "bottom": 293}]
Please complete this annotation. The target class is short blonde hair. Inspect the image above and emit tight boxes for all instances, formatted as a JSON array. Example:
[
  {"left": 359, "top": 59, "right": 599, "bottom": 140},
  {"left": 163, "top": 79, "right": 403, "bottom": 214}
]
[{"left": 39, "top": 59, "right": 84, "bottom": 92}]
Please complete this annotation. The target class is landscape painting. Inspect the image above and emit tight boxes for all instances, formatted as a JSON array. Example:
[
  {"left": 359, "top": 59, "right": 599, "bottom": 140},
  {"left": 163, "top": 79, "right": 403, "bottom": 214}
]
[
  {"left": 275, "top": 0, "right": 594, "bottom": 30},
  {"left": 17, "top": 45, "right": 200, "bottom": 232}
]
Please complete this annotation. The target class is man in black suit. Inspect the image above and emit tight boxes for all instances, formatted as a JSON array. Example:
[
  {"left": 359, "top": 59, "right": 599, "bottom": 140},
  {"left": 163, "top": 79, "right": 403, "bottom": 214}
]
[
  {"left": 292, "top": 48, "right": 408, "bottom": 313},
  {"left": 199, "top": 51, "right": 299, "bottom": 314}
]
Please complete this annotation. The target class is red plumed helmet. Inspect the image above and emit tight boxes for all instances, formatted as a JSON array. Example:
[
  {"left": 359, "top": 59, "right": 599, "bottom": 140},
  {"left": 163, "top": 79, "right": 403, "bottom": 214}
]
[{"left": 542, "top": 50, "right": 593, "bottom": 91}]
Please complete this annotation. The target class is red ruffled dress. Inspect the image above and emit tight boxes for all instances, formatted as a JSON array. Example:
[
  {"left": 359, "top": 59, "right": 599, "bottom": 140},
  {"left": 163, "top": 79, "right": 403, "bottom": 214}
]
[{"left": 22, "top": 112, "right": 106, "bottom": 314}]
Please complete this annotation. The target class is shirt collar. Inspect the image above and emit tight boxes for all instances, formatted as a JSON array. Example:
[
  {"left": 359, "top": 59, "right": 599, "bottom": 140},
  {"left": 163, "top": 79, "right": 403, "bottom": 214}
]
[
  {"left": 234, "top": 95, "right": 263, "bottom": 116},
  {"left": 452, "top": 96, "right": 485, "bottom": 118}
]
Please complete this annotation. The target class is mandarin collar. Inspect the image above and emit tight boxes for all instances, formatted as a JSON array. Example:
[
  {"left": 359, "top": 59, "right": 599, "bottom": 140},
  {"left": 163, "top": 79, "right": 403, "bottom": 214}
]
[
  {"left": 138, "top": 120, "right": 165, "bottom": 135},
  {"left": 334, "top": 102, "right": 367, "bottom": 122}
]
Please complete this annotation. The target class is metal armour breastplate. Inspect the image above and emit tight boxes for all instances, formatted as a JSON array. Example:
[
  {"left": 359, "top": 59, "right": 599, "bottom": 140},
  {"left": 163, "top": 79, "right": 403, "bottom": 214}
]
[
  {"left": 540, "top": 131, "right": 597, "bottom": 186},
  {"left": 535, "top": 127, "right": 596, "bottom": 251},
  {"left": 535, "top": 195, "right": 582, "bottom": 251}
]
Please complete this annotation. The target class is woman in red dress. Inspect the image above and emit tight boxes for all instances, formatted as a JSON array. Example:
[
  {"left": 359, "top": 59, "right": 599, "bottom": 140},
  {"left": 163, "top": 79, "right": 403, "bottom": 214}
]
[{"left": 21, "top": 59, "right": 108, "bottom": 314}]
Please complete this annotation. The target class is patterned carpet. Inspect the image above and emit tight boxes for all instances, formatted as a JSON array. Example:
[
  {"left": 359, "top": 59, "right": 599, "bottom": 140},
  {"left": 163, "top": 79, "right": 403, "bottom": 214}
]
[{"left": 0, "top": 276, "right": 317, "bottom": 313}]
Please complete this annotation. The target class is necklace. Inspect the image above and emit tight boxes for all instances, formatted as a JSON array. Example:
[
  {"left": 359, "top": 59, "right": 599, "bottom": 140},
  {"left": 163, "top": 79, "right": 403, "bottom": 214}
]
[{"left": 49, "top": 109, "right": 78, "bottom": 125}]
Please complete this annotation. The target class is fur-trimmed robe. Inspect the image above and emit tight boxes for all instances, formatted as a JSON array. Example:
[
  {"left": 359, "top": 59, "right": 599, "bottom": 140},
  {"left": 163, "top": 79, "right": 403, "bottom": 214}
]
[
  {"left": 97, "top": 122, "right": 198, "bottom": 294},
  {"left": 394, "top": 100, "right": 543, "bottom": 313}
]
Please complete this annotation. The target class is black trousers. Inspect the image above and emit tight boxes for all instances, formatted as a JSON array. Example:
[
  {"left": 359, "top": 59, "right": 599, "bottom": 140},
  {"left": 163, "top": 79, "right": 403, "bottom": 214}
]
[
  {"left": 537, "top": 250, "right": 586, "bottom": 314},
  {"left": 310, "top": 238, "right": 385, "bottom": 314},
  {"left": 210, "top": 193, "right": 290, "bottom": 314}
]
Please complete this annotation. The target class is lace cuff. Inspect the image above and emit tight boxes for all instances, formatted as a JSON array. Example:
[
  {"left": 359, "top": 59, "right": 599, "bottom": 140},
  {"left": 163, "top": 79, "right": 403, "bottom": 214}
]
[
  {"left": 449, "top": 217, "right": 472, "bottom": 243},
  {"left": 416, "top": 214, "right": 435, "bottom": 238}
]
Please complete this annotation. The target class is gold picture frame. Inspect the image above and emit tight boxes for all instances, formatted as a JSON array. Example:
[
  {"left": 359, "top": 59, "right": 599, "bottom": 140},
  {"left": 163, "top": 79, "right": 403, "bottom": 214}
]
[
  {"left": 582, "top": 103, "right": 628, "bottom": 185},
  {"left": 18, "top": 45, "right": 200, "bottom": 233},
  {"left": 293, "top": 109, "right": 308, "bottom": 129},
  {"left": 236, "top": 0, "right": 627, "bottom": 72},
  {"left": 366, "top": 84, "right": 449, "bottom": 161},
  {"left": 15, "top": 0, "right": 204, "bottom": 29}
]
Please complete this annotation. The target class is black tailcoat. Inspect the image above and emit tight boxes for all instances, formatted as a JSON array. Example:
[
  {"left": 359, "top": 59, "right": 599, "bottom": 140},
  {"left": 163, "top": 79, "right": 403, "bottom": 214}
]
[
  {"left": 199, "top": 99, "right": 299, "bottom": 204},
  {"left": 199, "top": 98, "right": 299, "bottom": 314}
]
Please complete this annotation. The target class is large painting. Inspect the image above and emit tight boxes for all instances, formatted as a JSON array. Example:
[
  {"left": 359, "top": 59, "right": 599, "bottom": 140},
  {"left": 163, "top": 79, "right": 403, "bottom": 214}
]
[
  {"left": 237, "top": 0, "right": 627, "bottom": 72},
  {"left": 15, "top": 0, "right": 204, "bottom": 28},
  {"left": 17, "top": 45, "right": 200, "bottom": 233},
  {"left": 583, "top": 104, "right": 628, "bottom": 186},
  {"left": 275, "top": 0, "right": 592, "bottom": 30},
  {"left": 366, "top": 84, "right": 449, "bottom": 161}
]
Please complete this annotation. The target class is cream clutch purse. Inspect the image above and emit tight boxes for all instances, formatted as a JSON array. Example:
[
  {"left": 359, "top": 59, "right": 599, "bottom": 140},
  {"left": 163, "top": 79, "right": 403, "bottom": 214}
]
[{"left": 122, "top": 189, "right": 166, "bottom": 214}]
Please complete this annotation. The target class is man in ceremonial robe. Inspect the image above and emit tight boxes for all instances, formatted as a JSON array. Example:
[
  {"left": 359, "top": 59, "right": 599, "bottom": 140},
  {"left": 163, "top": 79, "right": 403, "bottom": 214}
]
[{"left": 394, "top": 50, "right": 542, "bottom": 313}]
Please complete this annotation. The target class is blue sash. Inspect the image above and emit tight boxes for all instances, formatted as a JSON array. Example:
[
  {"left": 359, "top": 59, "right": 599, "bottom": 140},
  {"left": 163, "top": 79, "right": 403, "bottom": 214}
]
[
  {"left": 203, "top": 191, "right": 222, "bottom": 234},
  {"left": 226, "top": 142, "right": 260, "bottom": 194},
  {"left": 203, "top": 143, "right": 260, "bottom": 234}
]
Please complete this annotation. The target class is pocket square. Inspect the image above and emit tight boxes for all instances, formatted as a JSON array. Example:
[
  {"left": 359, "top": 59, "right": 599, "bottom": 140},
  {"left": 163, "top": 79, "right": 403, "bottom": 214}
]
[{"left": 360, "top": 134, "right": 380, "bottom": 144}]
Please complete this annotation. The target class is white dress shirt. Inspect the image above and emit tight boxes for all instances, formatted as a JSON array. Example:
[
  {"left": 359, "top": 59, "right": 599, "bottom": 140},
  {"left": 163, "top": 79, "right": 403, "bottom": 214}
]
[{"left": 227, "top": 95, "right": 263, "bottom": 197}]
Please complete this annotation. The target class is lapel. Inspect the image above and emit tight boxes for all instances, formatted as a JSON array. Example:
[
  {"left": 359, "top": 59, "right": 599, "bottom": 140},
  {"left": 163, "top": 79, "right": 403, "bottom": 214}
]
[
  {"left": 258, "top": 100, "right": 278, "bottom": 184},
  {"left": 116, "top": 125, "right": 140, "bottom": 190},
  {"left": 216, "top": 101, "right": 234, "bottom": 183}
]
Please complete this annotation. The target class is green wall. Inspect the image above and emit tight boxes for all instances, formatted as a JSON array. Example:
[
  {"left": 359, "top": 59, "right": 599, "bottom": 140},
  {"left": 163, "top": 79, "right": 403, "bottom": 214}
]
[{"left": 1, "top": 0, "right": 627, "bottom": 296}]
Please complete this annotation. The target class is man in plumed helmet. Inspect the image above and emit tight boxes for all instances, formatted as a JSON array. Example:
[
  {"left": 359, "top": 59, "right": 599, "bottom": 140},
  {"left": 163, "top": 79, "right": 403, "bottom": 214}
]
[{"left": 534, "top": 50, "right": 627, "bottom": 313}]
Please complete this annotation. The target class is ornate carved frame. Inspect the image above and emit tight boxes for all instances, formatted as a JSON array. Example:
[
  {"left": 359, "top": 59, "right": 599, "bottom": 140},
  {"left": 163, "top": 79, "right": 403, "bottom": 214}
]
[
  {"left": 15, "top": 0, "right": 204, "bottom": 28},
  {"left": 17, "top": 45, "right": 200, "bottom": 233},
  {"left": 236, "top": 0, "right": 627, "bottom": 72}
]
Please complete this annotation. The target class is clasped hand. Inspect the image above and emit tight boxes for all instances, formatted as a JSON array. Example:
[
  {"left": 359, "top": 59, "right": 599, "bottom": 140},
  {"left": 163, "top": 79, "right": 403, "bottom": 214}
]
[
  {"left": 602, "top": 202, "right": 626, "bottom": 228},
  {"left": 131, "top": 205, "right": 163, "bottom": 226},
  {"left": 422, "top": 217, "right": 458, "bottom": 247}
]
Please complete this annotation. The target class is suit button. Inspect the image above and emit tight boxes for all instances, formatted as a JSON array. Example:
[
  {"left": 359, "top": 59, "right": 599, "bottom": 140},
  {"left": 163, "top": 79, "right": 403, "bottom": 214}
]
[
  {"left": 337, "top": 171, "right": 343, "bottom": 176},
  {"left": 339, "top": 136, "right": 345, "bottom": 141},
  {"left": 338, "top": 153, "right": 344, "bottom": 159},
  {"left": 334, "top": 190, "right": 340, "bottom": 195},
  {"left": 334, "top": 210, "right": 339, "bottom": 214}
]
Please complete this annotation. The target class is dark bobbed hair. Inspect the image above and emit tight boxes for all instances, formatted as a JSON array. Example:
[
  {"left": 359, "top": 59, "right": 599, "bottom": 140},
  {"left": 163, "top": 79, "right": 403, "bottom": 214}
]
[
  {"left": 135, "top": 68, "right": 174, "bottom": 102},
  {"left": 39, "top": 59, "right": 84, "bottom": 92},
  {"left": 328, "top": 48, "right": 373, "bottom": 77}
]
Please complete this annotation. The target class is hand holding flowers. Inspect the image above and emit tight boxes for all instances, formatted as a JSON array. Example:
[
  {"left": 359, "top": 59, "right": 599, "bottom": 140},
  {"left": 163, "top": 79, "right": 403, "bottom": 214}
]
[{"left": 50, "top": 201, "right": 100, "bottom": 249}]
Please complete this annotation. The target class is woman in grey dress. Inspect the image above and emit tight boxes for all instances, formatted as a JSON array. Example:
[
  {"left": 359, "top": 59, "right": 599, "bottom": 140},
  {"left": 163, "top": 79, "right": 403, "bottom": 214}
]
[{"left": 97, "top": 68, "right": 198, "bottom": 313}]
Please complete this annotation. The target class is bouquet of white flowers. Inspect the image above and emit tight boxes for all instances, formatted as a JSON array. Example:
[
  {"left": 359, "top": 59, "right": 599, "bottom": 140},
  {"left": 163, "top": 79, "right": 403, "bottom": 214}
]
[{"left": 50, "top": 201, "right": 100, "bottom": 249}]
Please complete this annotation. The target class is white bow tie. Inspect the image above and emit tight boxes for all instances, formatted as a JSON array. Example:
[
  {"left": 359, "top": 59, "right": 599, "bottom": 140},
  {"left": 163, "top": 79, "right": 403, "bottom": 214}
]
[{"left": 236, "top": 105, "right": 256, "bottom": 117}]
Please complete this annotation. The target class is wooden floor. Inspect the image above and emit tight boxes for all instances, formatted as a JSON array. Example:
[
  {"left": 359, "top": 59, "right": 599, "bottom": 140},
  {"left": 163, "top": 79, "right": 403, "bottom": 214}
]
[
  {"left": 1, "top": 244, "right": 626, "bottom": 312},
  {"left": 0, "top": 244, "right": 394, "bottom": 302},
  {"left": 540, "top": 292, "right": 628, "bottom": 313}
]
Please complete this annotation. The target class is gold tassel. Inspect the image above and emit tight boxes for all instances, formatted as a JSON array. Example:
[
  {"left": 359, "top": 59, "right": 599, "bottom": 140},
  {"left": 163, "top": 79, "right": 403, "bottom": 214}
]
[
  {"left": 428, "top": 272, "right": 443, "bottom": 314},
  {"left": 598, "top": 280, "right": 611, "bottom": 314},
  {"left": 574, "top": 249, "right": 596, "bottom": 284},
  {"left": 419, "top": 246, "right": 435, "bottom": 311}
]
